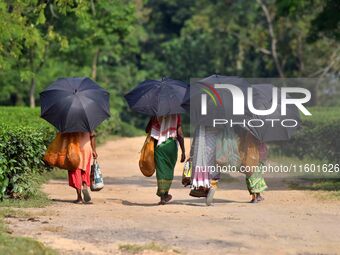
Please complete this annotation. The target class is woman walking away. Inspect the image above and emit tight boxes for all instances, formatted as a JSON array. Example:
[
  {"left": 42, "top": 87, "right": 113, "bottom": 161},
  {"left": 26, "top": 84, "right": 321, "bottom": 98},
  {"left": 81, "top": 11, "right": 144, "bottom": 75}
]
[
  {"left": 189, "top": 126, "right": 221, "bottom": 206},
  {"left": 252, "top": 142, "right": 268, "bottom": 202},
  {"left": 68, "top": 132, "right": 97, "bottom": 204},
  {"left": 146, "top": 114, "right": 185, "bottom": 205},
  {"left": 239, "top": 131, "right": 267, "bottom": 203}
]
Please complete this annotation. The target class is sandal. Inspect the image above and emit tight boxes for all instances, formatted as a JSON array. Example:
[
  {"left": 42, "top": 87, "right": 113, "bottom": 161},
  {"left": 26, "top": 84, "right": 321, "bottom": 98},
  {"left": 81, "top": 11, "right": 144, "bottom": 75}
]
[
  {"left": 82, "top": 188, "right": 91, "bottom": 203},
  {"left": 256, "top": 195, "right": 264, "bottom": 202}
]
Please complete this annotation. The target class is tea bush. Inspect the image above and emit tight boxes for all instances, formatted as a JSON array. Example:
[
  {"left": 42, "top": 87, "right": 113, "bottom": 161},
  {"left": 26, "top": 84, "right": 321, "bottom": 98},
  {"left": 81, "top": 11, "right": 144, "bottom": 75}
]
[
  {"left": 0, "top": 107, "right": 54, "bottom": 199},
  {"left": 273, "top": 107, "right": 340, "bottom": 163}
]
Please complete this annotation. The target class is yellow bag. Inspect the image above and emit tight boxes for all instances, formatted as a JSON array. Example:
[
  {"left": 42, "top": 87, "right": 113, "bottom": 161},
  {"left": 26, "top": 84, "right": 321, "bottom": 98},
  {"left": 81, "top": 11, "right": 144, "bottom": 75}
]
[
  {"left": 44, "top": 133, "right": 63, "bottom": 166},
  {"left": 139, "top": 134, "right": 155, "bottom": 177},
  {"left": 238, "top": 132, "right": 260, "bottom": 167},
  {"left": 44, "top": 133, "right": 81, "bottom": 171},
  {"left": 65, "top": 133, "right": 81, "bottom": 170}
]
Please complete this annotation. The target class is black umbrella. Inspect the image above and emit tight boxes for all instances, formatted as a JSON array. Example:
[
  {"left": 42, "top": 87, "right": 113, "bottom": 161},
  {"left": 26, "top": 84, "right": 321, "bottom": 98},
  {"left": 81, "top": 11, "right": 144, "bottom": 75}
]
[
  {"left": 182, "top": 75, "right": 251, "bottom": 126},
  {"left": 124, "top": 77, "right": 189, "bottom": 116},
  {"left": 245, "top": 84, "right": 301, "bottom": 142},
  {"left": 40, "top": 77, "right": 110, "bottom": 133}
]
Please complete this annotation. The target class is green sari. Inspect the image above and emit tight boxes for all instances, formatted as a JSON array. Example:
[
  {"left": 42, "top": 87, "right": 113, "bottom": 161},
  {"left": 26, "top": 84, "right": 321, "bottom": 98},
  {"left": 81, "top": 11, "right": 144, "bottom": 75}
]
[
  {"left": 155, "top": 139, "right": 178, "bottom": 197},
  {"left": 246, "top": 163, "right": 268, "bottom": 194}
]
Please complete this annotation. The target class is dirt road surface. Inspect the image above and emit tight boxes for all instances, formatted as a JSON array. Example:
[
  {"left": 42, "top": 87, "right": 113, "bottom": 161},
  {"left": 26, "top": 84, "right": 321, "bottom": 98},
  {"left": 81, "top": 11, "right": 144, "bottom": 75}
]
[{"left": 7, "top": 137, "right": 340, "bottom": 255}]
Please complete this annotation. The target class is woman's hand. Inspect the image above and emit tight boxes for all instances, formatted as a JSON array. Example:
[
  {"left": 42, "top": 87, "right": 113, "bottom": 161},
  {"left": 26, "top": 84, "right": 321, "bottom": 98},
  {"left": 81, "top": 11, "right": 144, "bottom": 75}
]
[
  {"left": 180, "top": 152, "right": 186, "bottom": 163},
  {"left": 92, "top": 150, "right": 98, "bottom": 159}
]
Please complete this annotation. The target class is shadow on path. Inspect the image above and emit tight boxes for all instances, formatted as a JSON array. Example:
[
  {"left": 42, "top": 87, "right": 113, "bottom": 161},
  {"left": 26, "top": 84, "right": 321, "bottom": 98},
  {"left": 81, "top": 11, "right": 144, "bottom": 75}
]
[{"left": 107, "top": 198, "right": 245, "bottom": 207}]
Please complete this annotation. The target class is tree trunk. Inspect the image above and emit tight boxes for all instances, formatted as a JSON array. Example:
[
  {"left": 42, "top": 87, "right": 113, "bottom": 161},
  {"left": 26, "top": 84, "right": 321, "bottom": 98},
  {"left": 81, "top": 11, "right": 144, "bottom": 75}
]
[
  {"left": 257, "top": 0, "right": 285, "bottom": 79},
  {"left": 298, "top": 35, "right": 304, "bottom": 75},
  {"left": 90, "top": 0, "right": 96, "bottom": 16},
  {"left": 29, "top": 77, "right": 36, "bottom": 108},
  {"left": 91, "top": 49, "right": 100, "bottom": 80}
]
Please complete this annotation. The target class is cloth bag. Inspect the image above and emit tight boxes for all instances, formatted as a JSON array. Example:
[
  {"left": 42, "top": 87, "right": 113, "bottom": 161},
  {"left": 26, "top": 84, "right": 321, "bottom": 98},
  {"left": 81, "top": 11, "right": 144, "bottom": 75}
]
[
  {"left": 139, "top": 134, "right": 155, "bottom": 177},
  {"left": 238, "top": 132, "right": 260, "bottom": 168},
  {"left": 215, "top": 128, "right": 241, "bottom": 167},
  {"left": 44, "top": 133, "right": 80, "bottom": 170},
  {"left": 90, "top": 160, "right": 104, "bottom": 191}
]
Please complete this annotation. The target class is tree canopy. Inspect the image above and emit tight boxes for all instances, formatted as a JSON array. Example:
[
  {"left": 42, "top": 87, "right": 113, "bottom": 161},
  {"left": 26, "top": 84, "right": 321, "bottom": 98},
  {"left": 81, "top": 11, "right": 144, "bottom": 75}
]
[{"left": 0, "top": 0, "right": 339, "bottom": 126}]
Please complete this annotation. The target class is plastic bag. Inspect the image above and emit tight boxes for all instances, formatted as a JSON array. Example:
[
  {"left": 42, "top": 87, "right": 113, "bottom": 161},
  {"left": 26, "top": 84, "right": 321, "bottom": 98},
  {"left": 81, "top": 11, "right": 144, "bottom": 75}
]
[
  {"left": 90, "top": 160, "right": 104, "bottom": 191},
  {"left": 182, "top": 160, "right": 192, "bottom": 187}
]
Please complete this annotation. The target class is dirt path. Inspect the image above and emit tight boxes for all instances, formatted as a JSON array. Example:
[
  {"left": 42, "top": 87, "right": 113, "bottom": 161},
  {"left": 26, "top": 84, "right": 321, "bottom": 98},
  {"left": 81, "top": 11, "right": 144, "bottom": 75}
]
[{"left": 7, "top": 137, "right": 340, "bottom": 255}]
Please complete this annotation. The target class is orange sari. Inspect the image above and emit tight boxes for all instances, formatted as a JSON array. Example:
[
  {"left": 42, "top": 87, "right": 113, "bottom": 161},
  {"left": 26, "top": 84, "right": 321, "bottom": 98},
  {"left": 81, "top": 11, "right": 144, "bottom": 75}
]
[{"left": 68, "top": 132, "right": 93, "bottom": 190}]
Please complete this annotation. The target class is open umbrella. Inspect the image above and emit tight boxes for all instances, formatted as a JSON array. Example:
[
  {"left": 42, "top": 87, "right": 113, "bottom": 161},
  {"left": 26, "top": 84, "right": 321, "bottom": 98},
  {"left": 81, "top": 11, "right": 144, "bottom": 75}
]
[
  {"left": 40, "top": 77, "right": 110, "bottom": 133},
  {"left": 245, "top": 84, "right": 301, "bottom": 142},
  {"left": 182, "top": 75, "right": 251, "bottom": 126},
  {"left": 124, "top": 77, "right": 189, "bottom": 116}
]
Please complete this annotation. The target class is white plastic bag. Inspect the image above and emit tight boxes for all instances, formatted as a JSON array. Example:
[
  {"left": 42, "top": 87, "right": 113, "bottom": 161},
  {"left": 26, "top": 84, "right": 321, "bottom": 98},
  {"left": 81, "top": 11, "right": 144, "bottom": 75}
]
[{"left": 90, "top": 160, "right": 104, "bottom": 191}]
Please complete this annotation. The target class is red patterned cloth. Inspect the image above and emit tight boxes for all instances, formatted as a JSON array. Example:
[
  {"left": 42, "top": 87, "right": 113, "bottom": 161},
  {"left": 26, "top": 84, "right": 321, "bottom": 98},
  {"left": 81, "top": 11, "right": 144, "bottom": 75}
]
[{"left": 146, "top": 114, "right": 181, "bottom": 146}]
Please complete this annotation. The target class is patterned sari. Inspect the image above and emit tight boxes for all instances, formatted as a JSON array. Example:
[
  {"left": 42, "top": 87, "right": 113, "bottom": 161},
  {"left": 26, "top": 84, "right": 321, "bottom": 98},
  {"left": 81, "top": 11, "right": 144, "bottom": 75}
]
[
  {"left": 246, "top": 163, "right": 268, "bottom": 194},
  {"left": 245, "top": 142, "right": 268, "bottom": 194},
  {"left": 191, "top": 126, "right": 220, "bottom": 190}
]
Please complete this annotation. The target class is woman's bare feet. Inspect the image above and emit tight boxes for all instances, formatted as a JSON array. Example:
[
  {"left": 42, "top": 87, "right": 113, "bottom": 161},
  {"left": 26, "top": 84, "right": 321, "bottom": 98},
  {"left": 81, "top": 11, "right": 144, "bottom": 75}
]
[
  {"left": 250, "top": 194, "right": 257, "bottom": 203},
  {"left": 74, "top": 189, "right": 83, "bottom": 203},
  {"left": 73, "top": 199, "right": 83, "bottom": 204}
]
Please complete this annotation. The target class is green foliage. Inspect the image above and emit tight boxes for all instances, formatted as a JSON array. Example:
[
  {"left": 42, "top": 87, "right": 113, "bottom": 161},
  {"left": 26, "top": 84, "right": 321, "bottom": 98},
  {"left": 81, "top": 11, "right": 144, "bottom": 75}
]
[
  {"left": 276, "top": 0, "right": 340, "bottom": 41},
  {"left": 274, "top": 107, "right": 340, "bottom": 163},
  {"left": 0, "top": 107, "right": 54, "bottom": 199},
  {"left": 0, "top": 0, "right": 75, "bottom": 106},
  {"left": 96, "top": 111, "right": 122, "bottom": 143},
  {"left": 309, "top": 0, "right": 340, "bottom": 41},
  {"left": 288, "top": 178, "right": 340, "bottom": 200},
  {"left": 0, "top": 0, "right": 138, "bottom": 108},
  {"left": 117, "top": 122, "right": 145, "bottom": 137}
]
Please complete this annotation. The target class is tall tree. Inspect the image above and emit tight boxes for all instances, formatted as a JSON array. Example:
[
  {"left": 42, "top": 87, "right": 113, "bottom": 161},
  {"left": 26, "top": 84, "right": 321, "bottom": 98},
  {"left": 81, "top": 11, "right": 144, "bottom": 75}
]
[{"left": 0, "top": 0, "right": 76, "bottom": 107}]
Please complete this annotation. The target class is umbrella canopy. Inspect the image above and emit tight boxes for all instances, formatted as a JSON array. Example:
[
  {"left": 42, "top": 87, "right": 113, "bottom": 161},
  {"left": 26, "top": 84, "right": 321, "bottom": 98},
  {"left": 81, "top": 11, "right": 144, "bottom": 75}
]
[
  {"left": 40, "top": 77, "right": 110, "bottom": 133},
  {"left": 124, "top": 77, "right": 189, "bottom": 116},
  {"left": 245, "top": 84, "right": 301, "bottom": 142},
  {"left": 182, "top": 75, "right": 251, "bottom": 126}
]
